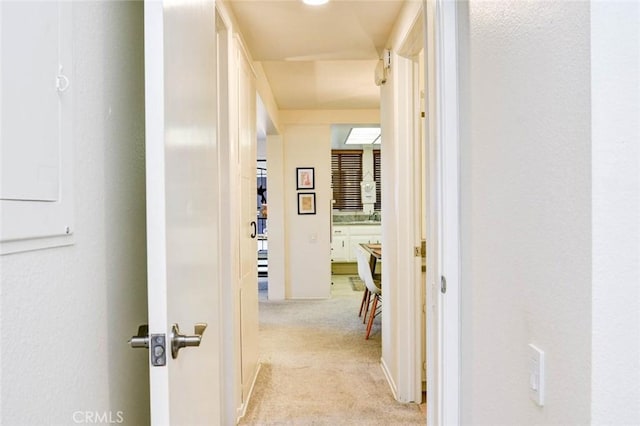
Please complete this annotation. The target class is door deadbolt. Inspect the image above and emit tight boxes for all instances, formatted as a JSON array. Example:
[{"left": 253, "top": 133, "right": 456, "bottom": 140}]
[{"left": 171, "top": 323, "right": 207, "bottom": 359}]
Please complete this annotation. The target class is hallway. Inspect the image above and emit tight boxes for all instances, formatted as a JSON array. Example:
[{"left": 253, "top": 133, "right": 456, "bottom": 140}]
[{"left": 239, "top": 276, "right": 425, "bottom": 425}]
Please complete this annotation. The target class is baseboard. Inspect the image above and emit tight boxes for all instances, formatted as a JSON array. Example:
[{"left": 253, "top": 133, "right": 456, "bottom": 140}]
[
  {"left": 380, "top": 356, "right": 399, "bottom": 401},
  {"left": 235, "top": 362, "right": 262, "bottom": 424}
]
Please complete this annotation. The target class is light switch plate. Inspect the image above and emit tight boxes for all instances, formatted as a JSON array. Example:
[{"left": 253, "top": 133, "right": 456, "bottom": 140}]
[{"left": 528, "top": 343, "right": 545, "bottom": 406}]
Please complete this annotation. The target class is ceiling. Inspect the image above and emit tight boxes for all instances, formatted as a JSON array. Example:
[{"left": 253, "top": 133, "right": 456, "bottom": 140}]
[{"left": 227, "top": 0, "right": 405, "bottom": 111}]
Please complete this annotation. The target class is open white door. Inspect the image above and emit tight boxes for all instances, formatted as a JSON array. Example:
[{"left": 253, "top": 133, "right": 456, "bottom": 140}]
[
  {"left": 236, "top": 42, "right": 260, "bottom": 415},
  {"left": 135, "top": 1, "right": 223, "bottom": 424}
]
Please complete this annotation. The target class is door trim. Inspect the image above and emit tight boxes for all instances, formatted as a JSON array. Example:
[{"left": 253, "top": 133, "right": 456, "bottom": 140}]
[
  {"left": 143, "top": 1, "right": 170, "bottom": 421},
  {"left": 426, "top": 0, "right": 461, "bottom": 424}
]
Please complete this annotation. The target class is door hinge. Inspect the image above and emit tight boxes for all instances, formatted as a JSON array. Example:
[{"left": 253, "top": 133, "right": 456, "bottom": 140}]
[{"left": 441, "top": 275, "right": 447, "bottom": 294}]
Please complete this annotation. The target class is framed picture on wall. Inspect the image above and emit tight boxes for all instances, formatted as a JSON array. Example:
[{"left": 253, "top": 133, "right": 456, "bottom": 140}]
[
  {"left": 297, "top": 192, "right": 316, "bottom": 215},
  {"left": 296, "top": 167, "right": 315, "bottom": 190}
]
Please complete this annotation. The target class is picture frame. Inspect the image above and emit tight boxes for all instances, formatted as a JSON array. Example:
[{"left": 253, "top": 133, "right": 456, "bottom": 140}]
[
  {"left": 296, "top": 167, "right": 315, "bottom": 190},
  {"left": 297, "top": 192, "right": 316, "bottom": 215}
]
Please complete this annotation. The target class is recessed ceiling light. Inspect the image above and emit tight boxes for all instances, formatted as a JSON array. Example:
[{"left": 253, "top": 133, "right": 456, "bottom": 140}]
[
  {"left": 302, "top": 0, "right": 329, "bottom": 5},
  {"left": 344, "top": 127, "right": 381, "bottom": 145}
]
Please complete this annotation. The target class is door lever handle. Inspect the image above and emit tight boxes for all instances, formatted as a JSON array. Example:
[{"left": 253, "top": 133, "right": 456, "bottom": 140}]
[
  {"left": 250, "top": 221, "right": 257, "bottom": 239},
  {"left": 171, "top": 323, "right": 207, "bottom": 359}
]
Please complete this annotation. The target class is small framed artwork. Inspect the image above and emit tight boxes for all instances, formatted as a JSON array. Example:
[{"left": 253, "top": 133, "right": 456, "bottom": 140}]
[
  {"left": 296, "top": 167, "right": 315, "bottom": 190},
  {"left": 297, "top": 192, "right": 316, "bottom": 215}
]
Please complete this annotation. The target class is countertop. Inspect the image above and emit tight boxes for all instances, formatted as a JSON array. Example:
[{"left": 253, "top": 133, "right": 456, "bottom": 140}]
[{"left": 333, "top": 221, "right": 381, "bottom": 226}]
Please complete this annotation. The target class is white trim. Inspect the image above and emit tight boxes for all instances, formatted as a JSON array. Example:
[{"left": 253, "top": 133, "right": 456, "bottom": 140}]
[
  {"left": 214, "top": 5, "right": 241, "bottom": 425},
  {"left": 388, "top": 1, "right": 428, "bottom": 404},
  {"left": 426, "top": 0, "right": 461, "bottom": 425},
  {"left": 235, "top": 363, "right": 262, "bottom": 424},
  {"left": 380, "top": 357, "right": 399, "bottom": 401},
  {"left": 1, "top": 234, "right": 74, "bottom": 256},
  {"left": 390, "top": 51, "right": 423, "bottom": 403},
  {"left": 144, "top": 0, "right": 170, "bottom": 423}
]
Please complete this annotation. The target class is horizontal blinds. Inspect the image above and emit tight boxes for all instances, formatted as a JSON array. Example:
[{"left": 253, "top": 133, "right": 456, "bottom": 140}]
[
  {"left": 331, "top": 150, "right": 362, "bottom": 211},
  {"left": 373, "top": 149, "right": 381, "bottom": 211}
]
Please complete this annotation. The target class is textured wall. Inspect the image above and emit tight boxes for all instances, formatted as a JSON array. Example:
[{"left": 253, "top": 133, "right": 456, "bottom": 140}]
[
  {"left": 591, "top": 2, "right": 640, "bottom": 423},
  {"left": 0, "top": 2, "right": 149, "bottom": 424},
  {"left": 458, "top": 1, "right": 592, "bottom": 424}
]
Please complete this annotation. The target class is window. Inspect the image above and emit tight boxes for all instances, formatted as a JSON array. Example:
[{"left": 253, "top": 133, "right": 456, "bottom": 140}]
[
  {"left": 373, "top": 149, "right": 381, "bottom": 211},
  {"left": 331, "top": 150, "right": 362, "bottom": 211}
]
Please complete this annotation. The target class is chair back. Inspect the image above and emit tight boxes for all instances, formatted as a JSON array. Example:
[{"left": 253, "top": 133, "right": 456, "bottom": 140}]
[{"left": 355, "top": 246, "right": 381, "bottom": 295}]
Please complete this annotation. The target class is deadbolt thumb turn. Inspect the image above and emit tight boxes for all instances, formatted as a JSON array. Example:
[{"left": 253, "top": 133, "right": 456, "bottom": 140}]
[{"left": 171, "top": 323, "right": 207, "bottom": 359}]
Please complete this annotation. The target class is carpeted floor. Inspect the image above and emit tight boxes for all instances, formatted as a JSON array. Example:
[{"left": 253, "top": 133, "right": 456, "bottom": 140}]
[{"left": 240, "top": 276, "right": 425, "bottom": 425}]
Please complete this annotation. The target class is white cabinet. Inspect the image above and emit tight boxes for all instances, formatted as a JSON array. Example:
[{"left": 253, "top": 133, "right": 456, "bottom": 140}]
[
  {"left": 331, "top": 235, "right": 349, "bottom": 262},
  {"left": 1, "top": 2, "right": 75, "bottom": 254},
  {"left": 349, "top": 236, "right": 373, "bottom": 260},
  {"left": 331, "top": 225, "right": 381, "bottom": 262}
]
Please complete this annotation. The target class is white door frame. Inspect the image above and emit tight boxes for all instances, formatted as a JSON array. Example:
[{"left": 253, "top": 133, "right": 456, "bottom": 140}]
[
  {"left": 426, "top": 0, "right": 461, "bottom": 425},
  {"left": 390, "top": 51, "right": 424, "bottom": 403},
  {"left": 213, "top": 4, "right": 242, "bottom": 424}
]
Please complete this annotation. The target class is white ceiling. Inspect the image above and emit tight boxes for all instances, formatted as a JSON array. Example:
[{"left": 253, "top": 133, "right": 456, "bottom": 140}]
[{"left": 227, "top": 0, "right": 405, "bottom": 110}]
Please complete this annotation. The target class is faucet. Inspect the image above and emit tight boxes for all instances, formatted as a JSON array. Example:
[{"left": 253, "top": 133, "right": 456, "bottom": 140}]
[{"left": 369, "top": 211, "right": 381, "bottom": 222}]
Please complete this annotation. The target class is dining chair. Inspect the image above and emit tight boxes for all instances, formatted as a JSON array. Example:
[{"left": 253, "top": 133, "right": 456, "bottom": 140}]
[
  {"left": 356, "top": 246, "right": 382, "bottom": 339},
  {"left": 356, "top": 245, "right": 372, "bottom": 318},
  {"left": 357, "top": 278, "right": 370, "bottom": 320}
]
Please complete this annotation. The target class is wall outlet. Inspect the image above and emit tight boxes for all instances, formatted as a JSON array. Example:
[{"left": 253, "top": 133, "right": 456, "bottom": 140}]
[{"left": 528, "top": 343, "right": 545, "bottom": 407}]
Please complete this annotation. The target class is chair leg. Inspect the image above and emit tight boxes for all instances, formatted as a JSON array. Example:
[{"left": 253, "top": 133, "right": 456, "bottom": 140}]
[
  {"left": 359, "top": 287, "right": 369, "bottom": 317},
  {"left": 365, "top": 295, "right": 379, "bottom": 340},
  {"left": 363, "top": 290, "right": 373, "bottom": 324}
]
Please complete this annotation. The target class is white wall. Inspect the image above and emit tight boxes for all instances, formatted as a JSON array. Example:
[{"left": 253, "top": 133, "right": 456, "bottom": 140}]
[
  {"left": 458, "top": 1, "right": 592, "bottom": 423},
  {"left": 282, "top": 125, "right": 332, "bottom": 299},
  {"left": 0, "top": 2, "right": 149, "bottom": 424},
  {"left": 266, "top": 135, "right": 286, "bottom": 300},
  {"left": 591, "top": 2, "right": 640, "bottom": 423}
]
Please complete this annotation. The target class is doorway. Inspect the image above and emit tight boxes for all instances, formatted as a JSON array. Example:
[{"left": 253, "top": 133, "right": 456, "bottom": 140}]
[{"left": 256, "top": 157, "right": 268, "bottom": 297}]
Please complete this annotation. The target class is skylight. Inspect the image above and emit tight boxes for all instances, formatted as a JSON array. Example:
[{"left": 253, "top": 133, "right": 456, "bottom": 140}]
[
  {"left": 302, "top": 0, "right": 329, "bottom": 5},
  {"left": 344, "top": 127, "right": 381, "bottom": 145}
]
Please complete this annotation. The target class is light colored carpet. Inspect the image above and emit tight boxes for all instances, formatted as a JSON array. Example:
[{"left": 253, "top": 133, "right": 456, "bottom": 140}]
[{"left": 240, "top": 276, "right": 425, "bottom": 425}]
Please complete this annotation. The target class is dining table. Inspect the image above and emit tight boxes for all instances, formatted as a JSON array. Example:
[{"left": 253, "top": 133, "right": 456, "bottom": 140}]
[
  {"left": 361, "top": 242, "right": 426, "bottom": 273},
  {"left": 360, "top": 243, "right": 381, "bottom": 275}
]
